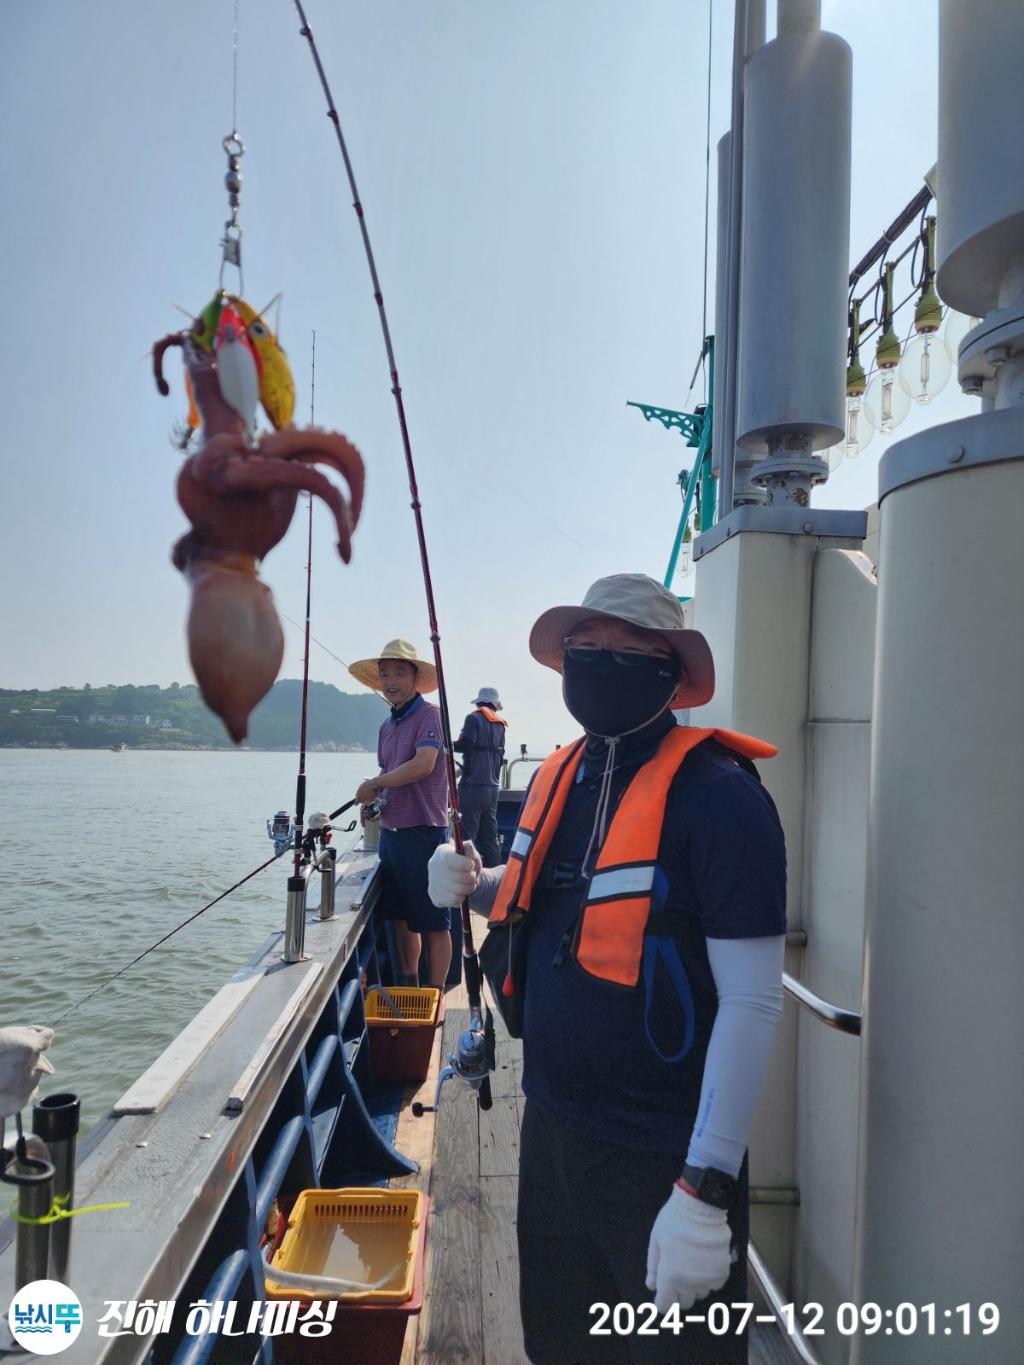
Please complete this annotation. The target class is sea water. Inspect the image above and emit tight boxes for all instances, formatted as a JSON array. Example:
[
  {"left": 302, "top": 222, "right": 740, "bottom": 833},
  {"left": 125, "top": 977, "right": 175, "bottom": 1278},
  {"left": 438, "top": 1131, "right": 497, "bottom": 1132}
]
[{"left": 0, "top": 749, "right": 379, "bottom": 1130}]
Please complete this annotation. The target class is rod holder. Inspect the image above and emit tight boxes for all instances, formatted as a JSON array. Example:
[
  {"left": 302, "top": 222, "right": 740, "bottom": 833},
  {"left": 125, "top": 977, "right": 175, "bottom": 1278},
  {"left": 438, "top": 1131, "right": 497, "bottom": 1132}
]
[
  {"left": 361, "top": 808, "right": 381, "bottom": 851},
  {"left": 318, "top": 847, "right": 337, "bottom": 921},
  {"left": 283, "top": 875, "right": 307, "bottom": 963},
  {"left": 5, "top": 1137, "right": 55, "bottom": 1291},
  {"left": 31, "top": 1093, "right": 80, "bottom": 1282}
]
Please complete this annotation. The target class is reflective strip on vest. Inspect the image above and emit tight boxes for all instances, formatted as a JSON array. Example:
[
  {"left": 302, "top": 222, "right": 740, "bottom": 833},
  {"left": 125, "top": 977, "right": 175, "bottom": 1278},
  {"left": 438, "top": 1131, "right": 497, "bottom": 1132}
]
[
  {"left": 587, "top": 864, "right": 656, "bottom": 902},
  {"left": 510, "top": 829, "right": 533, "bottom": 858}
]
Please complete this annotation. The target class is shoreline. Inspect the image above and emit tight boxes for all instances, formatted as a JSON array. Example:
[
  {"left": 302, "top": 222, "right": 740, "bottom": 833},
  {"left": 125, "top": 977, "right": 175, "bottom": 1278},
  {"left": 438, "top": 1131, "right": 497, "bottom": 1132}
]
[{"left": 1, "top": 743, "right": 372, "bottom": 754}]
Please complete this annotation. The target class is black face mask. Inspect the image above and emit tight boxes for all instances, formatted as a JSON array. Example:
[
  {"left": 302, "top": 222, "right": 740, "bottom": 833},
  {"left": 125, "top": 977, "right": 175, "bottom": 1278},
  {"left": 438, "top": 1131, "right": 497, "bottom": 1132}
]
[{"left": 562, "top": 650, "right": 680, "bottom": 739}]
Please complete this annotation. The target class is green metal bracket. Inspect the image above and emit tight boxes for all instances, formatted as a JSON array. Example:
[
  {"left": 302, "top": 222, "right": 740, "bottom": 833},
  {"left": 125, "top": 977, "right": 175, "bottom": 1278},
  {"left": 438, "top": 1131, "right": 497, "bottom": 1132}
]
[
  {"left": 625, "top": 401, "right": 704, "bottom": 447},
  {"left": 626, "top": 338, "right": 717, "bottom": 597}
]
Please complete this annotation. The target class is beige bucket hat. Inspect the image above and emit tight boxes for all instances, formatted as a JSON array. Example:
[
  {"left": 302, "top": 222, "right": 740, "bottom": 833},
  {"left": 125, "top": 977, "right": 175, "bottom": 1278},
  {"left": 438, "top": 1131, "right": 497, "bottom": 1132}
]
[
  {"left": 348, "top": 639, "right": 438, "bottom": 693},
  {"left": 528, "top": 573, "right": 715, "bottom": 708}
]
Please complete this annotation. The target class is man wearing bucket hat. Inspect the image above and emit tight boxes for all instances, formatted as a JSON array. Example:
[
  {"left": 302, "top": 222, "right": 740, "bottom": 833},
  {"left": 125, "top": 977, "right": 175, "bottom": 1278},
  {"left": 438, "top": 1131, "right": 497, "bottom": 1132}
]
[
  {"left": 428, "top": 574, "right": 786, "bottom": 1363},
  {"left": 350, "top": 640, "right": 453, "bottom": 991},
  {"left": 453, "top": 686, "right": 507, "bottom": 868}
]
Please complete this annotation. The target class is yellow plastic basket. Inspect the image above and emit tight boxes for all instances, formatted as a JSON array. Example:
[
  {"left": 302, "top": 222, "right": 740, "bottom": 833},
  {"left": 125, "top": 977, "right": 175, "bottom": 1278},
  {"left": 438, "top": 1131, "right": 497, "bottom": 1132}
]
[
  {"left": 364, "top": 987, "right": 440, "bottom": 1027},
  {"left": 266, "top": 1188, "right": 425, "bottom": 1304}
]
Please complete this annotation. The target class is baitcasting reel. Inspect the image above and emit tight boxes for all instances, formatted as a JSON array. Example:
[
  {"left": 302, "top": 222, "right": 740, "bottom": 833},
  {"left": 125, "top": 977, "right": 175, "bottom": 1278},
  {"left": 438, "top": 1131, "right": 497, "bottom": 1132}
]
[{"left": 411, "top": 1006, "right": 492, "bottom": 1115}]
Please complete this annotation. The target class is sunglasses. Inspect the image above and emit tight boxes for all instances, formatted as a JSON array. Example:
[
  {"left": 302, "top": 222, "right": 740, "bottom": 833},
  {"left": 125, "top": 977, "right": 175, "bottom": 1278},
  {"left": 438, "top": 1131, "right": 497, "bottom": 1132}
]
[{"left": 563, "top": 638, "right": 678, "bottom": 671}]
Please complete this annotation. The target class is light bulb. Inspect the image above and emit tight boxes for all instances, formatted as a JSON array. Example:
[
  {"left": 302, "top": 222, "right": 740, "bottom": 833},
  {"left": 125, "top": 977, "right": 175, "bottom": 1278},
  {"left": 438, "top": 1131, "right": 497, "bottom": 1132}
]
[
  {"left": 844, "top": 393, "right": 875, "bottom": 458},
  {"left": 942, "top": 309, "right": 980, "bottom": 364},
  {"left": 864, "top": 368, "right": 910, "bottom": 434},
  {"left": 826, "top": 440, "right": 845, "bottom": 472},
  {"left": 899, "top": 332, "right": 952, "bottom": 404}
]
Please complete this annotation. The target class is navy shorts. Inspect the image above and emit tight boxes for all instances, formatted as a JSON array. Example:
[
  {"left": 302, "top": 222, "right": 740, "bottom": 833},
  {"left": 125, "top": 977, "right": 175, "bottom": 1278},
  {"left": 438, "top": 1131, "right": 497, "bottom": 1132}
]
[{"left": 378, "top": 825, "right": 452, "bottom": 933}]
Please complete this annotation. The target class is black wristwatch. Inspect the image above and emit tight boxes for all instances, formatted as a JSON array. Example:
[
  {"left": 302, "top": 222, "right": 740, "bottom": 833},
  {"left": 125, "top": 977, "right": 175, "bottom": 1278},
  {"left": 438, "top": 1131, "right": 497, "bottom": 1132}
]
[{"left": 680, "top": 1163, "right": 738, "bottom": 1210}]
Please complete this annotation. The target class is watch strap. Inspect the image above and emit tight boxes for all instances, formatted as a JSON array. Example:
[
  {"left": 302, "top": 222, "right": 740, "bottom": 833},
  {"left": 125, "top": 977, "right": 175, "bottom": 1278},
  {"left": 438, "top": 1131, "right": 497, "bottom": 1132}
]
[{"left": 680, "top": 1163, "right": 738, "bottom": 1210}]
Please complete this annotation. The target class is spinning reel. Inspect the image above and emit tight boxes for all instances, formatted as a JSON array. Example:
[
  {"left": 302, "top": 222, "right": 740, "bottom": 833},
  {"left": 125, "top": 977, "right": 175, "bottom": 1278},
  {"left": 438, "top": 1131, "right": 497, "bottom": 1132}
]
[{"left": 412, "top": 1004, "right": 493, "bottom": 1116}]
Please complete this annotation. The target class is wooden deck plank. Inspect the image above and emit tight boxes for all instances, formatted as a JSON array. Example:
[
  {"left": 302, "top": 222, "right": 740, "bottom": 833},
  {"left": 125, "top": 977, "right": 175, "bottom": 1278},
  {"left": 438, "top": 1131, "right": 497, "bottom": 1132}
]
[
  {"left": 416, "top": 983, "right": 485, "bottom": 1364},
  {"left": 392, "top": 997, "right": 446, "bottom": 1365},
  {"left": 480, "top": 1175, "right": 528, "bottom": 1365},
  {"left": 479, "top": 1096, "right": 520, "bottom": 1177},
  {"left": 489, "top": 1031, "right": 522, "bottom": 1099}
]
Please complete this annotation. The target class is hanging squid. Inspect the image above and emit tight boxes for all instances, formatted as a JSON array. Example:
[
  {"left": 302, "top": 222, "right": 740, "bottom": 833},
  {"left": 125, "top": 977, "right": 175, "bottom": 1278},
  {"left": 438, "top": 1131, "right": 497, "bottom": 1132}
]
[{"left": 153, "top": 294, "right": 364, "bottom": 743}]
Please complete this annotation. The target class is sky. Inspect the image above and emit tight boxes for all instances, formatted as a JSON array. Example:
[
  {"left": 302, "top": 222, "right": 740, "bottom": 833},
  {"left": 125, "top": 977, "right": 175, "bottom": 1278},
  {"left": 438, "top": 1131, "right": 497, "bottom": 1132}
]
[{"left": 0, "top": 1, "right": 966, "bottom": 752}]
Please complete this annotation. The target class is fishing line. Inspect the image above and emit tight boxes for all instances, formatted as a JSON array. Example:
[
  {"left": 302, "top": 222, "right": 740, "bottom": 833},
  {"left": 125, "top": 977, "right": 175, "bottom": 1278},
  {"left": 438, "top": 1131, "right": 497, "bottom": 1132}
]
[
  {"left": 48, "top": 851, "right": 287, "bottom": 1027},
  {"left": 293, "top": 1, "right": 492, "bottom": 1107},
  {"left": 231, "top": 0, "right": 240, "bottom": 136}
]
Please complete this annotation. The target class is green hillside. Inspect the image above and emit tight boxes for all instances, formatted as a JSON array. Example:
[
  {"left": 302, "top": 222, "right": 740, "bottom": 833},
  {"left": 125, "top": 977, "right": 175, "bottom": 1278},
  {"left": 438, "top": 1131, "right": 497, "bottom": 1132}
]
[{"left": 0, "top": 680, "right": 386, "bottom": 751}]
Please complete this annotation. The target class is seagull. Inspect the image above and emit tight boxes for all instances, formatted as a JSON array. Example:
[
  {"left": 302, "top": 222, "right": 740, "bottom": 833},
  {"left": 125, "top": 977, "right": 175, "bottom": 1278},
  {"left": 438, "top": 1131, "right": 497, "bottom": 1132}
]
[{"left": 0, "top": 1025, "right": 55, "bottom": 1121}]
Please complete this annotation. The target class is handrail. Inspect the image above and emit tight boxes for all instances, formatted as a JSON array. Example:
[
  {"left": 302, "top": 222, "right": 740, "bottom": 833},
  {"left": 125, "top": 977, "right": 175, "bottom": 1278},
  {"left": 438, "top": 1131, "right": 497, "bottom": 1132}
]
[
  {"left": 503, "top": 755, "right": 545, "bottom": 789},
  {"left": 783, "top": 972, "right": 862, "bottom": 1035},
  {"left": 747, "top": 1239, "right": 822, "bottom": 1365}
]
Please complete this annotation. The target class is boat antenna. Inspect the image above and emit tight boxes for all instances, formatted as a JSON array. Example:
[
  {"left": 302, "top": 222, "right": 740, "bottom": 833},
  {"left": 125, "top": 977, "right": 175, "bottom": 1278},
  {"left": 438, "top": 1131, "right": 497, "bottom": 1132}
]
[
  {"left": 292, "top": 330, "right": 317, "bottom": 876},
  {"left": 294, "top": 1, "right": 493, "bottom": 1111}
]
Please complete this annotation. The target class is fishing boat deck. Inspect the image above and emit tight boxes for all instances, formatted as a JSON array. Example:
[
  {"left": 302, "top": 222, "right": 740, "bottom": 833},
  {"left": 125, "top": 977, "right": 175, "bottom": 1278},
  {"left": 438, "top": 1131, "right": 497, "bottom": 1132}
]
[{"left": 389, "top": 981, "right": 790, "bottom": 1365}]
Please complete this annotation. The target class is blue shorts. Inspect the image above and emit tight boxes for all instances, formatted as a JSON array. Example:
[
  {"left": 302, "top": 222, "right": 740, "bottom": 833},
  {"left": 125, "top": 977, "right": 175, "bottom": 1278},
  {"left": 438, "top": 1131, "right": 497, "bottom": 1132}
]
[{"left": 378, "top": 826, "right": 452, "bottom": 933}]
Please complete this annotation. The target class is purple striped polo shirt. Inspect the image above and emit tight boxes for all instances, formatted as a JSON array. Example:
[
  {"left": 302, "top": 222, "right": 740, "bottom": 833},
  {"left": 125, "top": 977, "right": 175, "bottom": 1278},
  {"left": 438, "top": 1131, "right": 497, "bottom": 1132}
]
[{"left": 377, "top": 694, "right": 450, "bottom": 829}]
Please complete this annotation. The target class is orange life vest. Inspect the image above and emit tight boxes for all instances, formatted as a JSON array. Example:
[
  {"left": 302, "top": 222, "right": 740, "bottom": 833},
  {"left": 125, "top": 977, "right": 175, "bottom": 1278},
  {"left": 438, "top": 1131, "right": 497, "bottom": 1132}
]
[
  {"left": 489, "top": 726, "right": 777, "bottom": 987},
  {"left": 475, "top": 706, "right": 508, "bottom": 726}
]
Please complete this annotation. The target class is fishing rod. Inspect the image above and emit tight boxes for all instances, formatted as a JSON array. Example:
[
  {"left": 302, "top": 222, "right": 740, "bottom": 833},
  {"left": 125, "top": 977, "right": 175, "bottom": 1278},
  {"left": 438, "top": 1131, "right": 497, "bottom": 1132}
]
[
  {"left": 290, "top": 331, "right": 318, "bottom": 876},
  {"left": 294, "top": 0, "right": 493, "bottom": 1112},
  {"left": 49, "top": 850, "right": 287, "bottom": 1027}
]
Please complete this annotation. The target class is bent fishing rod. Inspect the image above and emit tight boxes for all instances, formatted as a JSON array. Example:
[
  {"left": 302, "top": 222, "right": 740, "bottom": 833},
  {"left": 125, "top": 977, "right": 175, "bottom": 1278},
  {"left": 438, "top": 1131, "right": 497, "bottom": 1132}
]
[{"left": 294, "top": 0, "right": 493, "bottom": 1112}]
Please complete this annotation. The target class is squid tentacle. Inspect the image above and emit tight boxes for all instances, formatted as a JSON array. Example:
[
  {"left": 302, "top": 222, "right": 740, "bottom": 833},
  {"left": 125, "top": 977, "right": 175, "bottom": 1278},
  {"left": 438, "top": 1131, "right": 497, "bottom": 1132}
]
[
  {"left": 210, "top": 458, "right": 357, "bottom": 563},
  {"left": 254, "top": 428, "right": 365, "bottom": 525},
  {"left": 153, "top": 333, "right": 185, "bottom": 396}
]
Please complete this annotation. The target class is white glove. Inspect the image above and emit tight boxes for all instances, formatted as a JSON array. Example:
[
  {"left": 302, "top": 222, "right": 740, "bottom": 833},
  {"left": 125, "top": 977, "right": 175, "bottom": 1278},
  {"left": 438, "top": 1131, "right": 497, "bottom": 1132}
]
[
  {"left": 645, "top": 1186, "right": 731, "bottom": 1313},
  {"left": 427, "top": 841, "right": 482, "bottom": 907}
]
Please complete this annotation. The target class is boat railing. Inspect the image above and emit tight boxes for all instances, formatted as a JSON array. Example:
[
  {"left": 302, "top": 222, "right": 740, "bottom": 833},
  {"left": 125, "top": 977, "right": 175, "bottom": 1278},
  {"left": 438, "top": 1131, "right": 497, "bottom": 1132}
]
[
  {"left": 747, "top": 1240, "right": 823, "bottom": 1365},
  {"left": 782, "top": 972, "right": 862, "bottom": 1036},
  {"left": 503, "top": 754, "right": 545, "bottom": 789}
]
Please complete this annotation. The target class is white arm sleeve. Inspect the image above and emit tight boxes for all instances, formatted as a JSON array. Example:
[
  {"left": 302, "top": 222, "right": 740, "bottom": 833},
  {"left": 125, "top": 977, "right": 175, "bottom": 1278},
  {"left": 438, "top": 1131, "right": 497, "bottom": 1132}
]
[
  {"left": 685, "top": 935, "right": 785, "bottom": 1177},
  {"left": 468, "top": 864, "right": 505, "bottom": 915}
]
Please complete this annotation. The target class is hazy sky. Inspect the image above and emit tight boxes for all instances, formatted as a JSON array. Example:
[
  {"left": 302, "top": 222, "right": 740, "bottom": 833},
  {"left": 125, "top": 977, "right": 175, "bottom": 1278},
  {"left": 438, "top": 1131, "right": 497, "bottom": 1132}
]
[{"left": 0, "top": 1, "right": 964, "bottom": 751}]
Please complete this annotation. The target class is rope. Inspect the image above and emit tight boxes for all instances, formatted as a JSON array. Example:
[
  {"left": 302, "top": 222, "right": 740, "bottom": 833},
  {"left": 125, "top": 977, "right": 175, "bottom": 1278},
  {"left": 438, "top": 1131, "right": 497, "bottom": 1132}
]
[
  {"left": 48, "top": 851, "right": 286, "bottom": 1026},
  {"left": 10, "top": 1195, "right": 130, "bottom": 1225}
]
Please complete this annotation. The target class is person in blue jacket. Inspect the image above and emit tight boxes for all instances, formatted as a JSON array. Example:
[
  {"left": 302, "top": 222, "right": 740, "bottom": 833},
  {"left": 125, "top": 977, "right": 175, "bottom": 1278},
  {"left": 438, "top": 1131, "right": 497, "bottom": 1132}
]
[{"left": 453, "top": 687, "right": 507, "bottom": 866}]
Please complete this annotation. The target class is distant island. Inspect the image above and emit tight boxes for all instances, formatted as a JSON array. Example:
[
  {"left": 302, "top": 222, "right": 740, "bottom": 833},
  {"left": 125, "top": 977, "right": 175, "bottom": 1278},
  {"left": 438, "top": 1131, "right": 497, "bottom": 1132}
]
[{"left": 0, "top": 680, "right": 386, "bottom": 752}]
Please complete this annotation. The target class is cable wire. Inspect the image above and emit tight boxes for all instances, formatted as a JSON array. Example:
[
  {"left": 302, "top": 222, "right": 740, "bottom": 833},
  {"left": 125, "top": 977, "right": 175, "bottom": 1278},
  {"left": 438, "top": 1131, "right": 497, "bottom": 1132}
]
[{"left": 700, "top": 0, "right": 713, "bottom": 401}]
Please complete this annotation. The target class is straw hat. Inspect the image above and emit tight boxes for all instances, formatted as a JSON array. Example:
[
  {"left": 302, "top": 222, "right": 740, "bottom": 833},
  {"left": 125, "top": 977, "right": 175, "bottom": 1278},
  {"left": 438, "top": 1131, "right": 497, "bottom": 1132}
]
[
  {"left": 348, "top": 639, "right": 438, "bottom": 693},
  {"left": 528, "top": 573, "right": 715, "bottom": 708}
]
